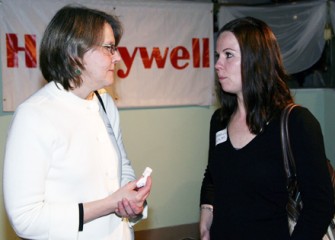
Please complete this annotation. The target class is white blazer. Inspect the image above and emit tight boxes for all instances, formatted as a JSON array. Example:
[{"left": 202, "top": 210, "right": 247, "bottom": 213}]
[{"left": 3, "top": 82, "right": 143, "bottom": 240}]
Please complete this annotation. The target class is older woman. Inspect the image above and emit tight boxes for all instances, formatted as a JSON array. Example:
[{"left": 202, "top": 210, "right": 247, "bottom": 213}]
[{"left": 3, "top": 5, "right": 151, "bottom": 240}]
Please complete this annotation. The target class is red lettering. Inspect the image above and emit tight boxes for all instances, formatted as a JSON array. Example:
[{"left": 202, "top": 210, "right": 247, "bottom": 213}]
[
  {"left": 116, "top": 38, "right": 210, "bottom": 78},
  {"left": 170, "top": 46, "right": 190, "bottom": 70},
  {"left": 6, "top": 33, "right": 37, "bottom": 68},
  {"left": 202, "top": 38, "right": 210, "bottom": 68},
  {"left": 117, "top": 47, "right": 137, "bottom": 78},
  {"left": 138, "top": 47, "right": 169, "bottom": 69},
  {"left": 192, "top": 38, "right": 200, "bottom": 68},
  {"left": 5, "top": 35, "right": 208, "bottom": 74}
]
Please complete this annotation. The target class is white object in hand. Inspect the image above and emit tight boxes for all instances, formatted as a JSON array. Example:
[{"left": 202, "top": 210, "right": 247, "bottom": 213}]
[{"left": 136, "top": 167, "right": 152, "bottom": 188}]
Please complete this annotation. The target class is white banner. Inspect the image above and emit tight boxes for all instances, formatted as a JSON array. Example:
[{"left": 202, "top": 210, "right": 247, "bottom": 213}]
[{"left": 0, "top": 0, "right": 214, "bottom": 111}]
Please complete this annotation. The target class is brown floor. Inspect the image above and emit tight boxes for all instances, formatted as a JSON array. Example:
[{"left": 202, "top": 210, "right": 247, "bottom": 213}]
[{"left": 134, "top": 223, "right": 199, "bottom": 240}]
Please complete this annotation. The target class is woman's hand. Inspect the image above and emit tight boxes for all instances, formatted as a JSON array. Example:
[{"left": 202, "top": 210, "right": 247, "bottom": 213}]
[
  {"left": 200, "top": 204, "right": 213, "bottom": 240},
  {"left": 114, "top": 176, "right": 152, "bottom": 218},
  {"left": 83, "top": 176, "right": 152, "bottom": 223}
]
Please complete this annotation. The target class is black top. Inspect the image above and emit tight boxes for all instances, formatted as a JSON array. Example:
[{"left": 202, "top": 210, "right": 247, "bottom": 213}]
[{"left": 200, "top": 106, "right": 334, "bottom": 240}]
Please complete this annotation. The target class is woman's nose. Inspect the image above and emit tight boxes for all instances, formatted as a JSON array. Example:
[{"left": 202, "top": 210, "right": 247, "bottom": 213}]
[
  {"left": 113, "top": 51, "right": 122, "bottom": 63},
  {"left": 215, "top": 59, "right": 222, "bottom": 71}
]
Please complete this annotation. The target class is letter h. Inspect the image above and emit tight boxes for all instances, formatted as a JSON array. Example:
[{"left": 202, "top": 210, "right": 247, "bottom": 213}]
[{"left": 6, "top": 33, "right": 37, "bottom": 68}]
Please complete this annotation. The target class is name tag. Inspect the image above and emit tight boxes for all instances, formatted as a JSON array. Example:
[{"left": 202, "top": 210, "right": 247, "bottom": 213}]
[{"left": 216, "top": 129, "right": 227, "bottom": 145}]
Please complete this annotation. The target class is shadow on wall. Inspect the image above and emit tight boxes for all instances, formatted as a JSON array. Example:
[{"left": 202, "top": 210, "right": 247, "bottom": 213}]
[{"left": 2, "top": 213, "right": 20, "bottom": 240}]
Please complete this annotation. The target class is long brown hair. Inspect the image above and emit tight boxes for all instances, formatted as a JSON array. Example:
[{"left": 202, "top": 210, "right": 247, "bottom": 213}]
[{"left": 216, "top": 16, "right": 293, "bottom": 133}]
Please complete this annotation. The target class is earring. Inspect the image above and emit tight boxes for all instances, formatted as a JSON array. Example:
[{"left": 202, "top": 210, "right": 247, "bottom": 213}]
[{"left": 75, "top": 69, "right": 81, "bottom": 75}]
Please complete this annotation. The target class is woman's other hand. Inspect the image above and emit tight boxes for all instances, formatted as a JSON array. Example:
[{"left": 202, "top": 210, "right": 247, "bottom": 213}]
[{"left": 114, "top": 176, "right": 152, "bottom": 218}]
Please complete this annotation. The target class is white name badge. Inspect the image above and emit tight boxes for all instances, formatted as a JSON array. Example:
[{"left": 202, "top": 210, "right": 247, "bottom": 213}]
[{"left": 216, "top": 128, "right": 227, "bottom": 145}]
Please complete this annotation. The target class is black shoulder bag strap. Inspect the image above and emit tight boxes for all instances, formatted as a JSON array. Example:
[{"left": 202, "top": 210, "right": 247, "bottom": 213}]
[
  {"left": 94, "top": 90, "right": 106, "bottom": 113},
  {"left": 281, "top": 103, "right": 298, "bottom": 183}
]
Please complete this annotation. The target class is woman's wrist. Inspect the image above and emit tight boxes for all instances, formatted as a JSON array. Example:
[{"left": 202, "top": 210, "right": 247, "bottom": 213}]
[
  {"left": 83, "top": 196, "right": 118, "bottom": 224},
  {"left": 200, "top": 204, "right": 213, "bottom": 213}
]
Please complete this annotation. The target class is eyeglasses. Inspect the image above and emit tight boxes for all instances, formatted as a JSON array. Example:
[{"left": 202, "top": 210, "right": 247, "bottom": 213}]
[{"left": 102, "top": 44, "right": 118, "bottom": 55}]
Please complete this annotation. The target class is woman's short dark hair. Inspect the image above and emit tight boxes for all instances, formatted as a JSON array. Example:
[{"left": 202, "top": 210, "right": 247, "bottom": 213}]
[
  {"left": 39, "top": 4, "right": 123, "bottom": 90},
  {"left": 216, "top": 17, "right": 293, "bottom": 133}
]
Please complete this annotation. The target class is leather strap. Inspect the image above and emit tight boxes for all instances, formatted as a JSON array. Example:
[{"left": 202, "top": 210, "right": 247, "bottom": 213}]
[{"left": 280, "top": 103, "right": 298, "bottom": 184}]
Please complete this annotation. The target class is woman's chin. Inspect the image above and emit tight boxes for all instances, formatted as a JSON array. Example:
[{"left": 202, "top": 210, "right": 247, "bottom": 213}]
[{"left": 104, "top": 78, "right": 114, "bottom": 87}]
